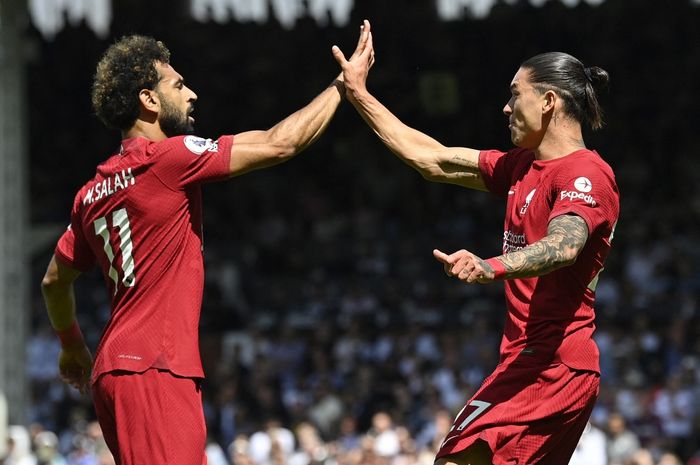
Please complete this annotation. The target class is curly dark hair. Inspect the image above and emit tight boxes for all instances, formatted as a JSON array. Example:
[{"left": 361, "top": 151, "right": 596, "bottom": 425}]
[{"left": 91, "top": 35, "right": 171, "bottom": 131}]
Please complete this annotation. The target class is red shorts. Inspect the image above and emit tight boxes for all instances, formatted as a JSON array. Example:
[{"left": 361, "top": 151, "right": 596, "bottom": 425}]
[
  {"left": 436, "top": 362, "right": 599, "bottom": 465},
  {"left": 92, "top": 369, "right": 207, "bottom": 465}
]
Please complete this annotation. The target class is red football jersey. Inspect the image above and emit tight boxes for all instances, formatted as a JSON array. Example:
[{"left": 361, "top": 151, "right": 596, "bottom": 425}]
[
  {"left": 478, "top": 148, "right": 619, "bottom": 372},
  {"left": 55, "top": 135, "right": 233, "bottom": 382}
]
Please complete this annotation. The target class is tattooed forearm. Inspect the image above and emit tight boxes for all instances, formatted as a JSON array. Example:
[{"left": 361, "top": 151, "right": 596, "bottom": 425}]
[
  {"left": 497, "top": 215, "right": 589, "bottom": 279},
  {"left": 451, "top": 154, "right": 475, "bottom": 164},
  {"left": 438, "top": 154, "right": 481, "bottom": 178}
]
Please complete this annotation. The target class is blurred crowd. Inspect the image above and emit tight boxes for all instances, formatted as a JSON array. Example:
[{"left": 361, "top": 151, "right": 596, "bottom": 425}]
[
  {"left": 12, "top": 304, "right": 700, "bottom": 465},
  {"left": 8, "top": 0, "right": 700, "bottom": 464}
]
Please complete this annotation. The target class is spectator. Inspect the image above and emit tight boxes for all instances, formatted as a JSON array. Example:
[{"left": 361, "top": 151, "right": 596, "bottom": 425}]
[
  {"left": 652, "top": 373, "right": 695, "bottom": 457},
  {"left": 34, "top": 431, "right": 67, "bottom": 465},
  {"left": 5, "top": 425, "right": 38, "bottom": 465},
  {"left": 332, "top": 415, "right": 361, "bottom": 454},
  {"left": 629, "top": 448, "right": 655, "bottom": 465},
  {"left": 368, "top": 411, "right": 400, "bottom": 459},
  {"left": 228, "top": 435, "right": 256, "bottom": 465},
  {"left": 657, "top": 452, "right": 684, "bottom": 465},
  {"left": 289, "top": 422, "right": 328, "bottom": 465},
  {"left": 568, "top": 422, "right": 607, "bottom": 465},
  {"left": 307, "top": 378, "right": 343, "bottom": 438},
  {"left": 607, "top": 412, "right": 641, "bottom": 465},
  {"left": 415, "top": 409, "right": 453, "bottom": 460},
  {"left": 247, "top": 418, "right": 295, "bottom": 465}
]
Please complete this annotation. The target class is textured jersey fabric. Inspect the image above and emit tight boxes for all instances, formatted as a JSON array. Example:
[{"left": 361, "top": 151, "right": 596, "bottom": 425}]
[
  {"left": 93, "top": 368, "right": 207, "bottom": 465},
  {"left": 478, "top": 148, "right": 620, "bottom": 372},
  {"left": 55, "top": 135, "right": 233, "bottom": 382},
  {"left": 436, "top": 362, "right": 599, "bottom": 465}
]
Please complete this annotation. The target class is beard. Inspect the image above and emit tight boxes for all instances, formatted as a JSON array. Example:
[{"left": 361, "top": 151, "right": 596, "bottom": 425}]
[{"left": 158, "top": 92, "right": 194, "bottom": 137}]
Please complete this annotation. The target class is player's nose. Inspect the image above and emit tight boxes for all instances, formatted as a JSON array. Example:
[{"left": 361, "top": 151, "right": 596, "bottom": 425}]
[
  {"left": 503, "top": 102, "right": 512, "bottom": 116},
  {"left": 186, "top": 86, "right": 198, "bottom": 102}
]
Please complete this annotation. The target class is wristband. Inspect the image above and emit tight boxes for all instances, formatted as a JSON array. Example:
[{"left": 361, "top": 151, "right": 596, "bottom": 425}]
[
  {"left": 485, "top": 258, "right": 507, "bottom": 280},
  {"left": 55, "top": 321, "right": 85, "bottom": 348}
]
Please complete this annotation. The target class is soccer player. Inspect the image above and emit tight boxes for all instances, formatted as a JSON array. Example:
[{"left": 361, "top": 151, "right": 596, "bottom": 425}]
[
  {"left": 40, "top": 22, "right": 373, "bottom": 465},
  {"left": 333, "top": 24, "right": 619, "bottom": 465}
]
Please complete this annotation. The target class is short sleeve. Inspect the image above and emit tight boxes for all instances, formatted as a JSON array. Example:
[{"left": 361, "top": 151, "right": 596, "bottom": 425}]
[
  {"left": 479, "top": 148, "right": 533, "bottom": 197},
  {"left": 55, "top": 195, "right": 96, "bottom": 272},
  {"left": 150, "top": 135, "right": 234, "bottom": 189},
  {"left": 548, "top": 160, "right": 619, "bottom": 234}
]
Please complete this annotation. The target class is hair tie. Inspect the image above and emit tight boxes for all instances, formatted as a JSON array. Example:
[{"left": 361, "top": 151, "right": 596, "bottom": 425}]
[{"left": 583, "top": 67, "right": 593, "bottom": 83}]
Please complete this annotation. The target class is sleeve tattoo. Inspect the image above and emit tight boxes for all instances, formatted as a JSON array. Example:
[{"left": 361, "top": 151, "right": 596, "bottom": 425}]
[{"left": 498, "top": 214, "right": 589, "bottom": 279}]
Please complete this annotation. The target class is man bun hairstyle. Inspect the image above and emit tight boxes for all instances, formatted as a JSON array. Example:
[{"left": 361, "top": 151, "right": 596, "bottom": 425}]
[
  {"left": 521, "top": 52, "right": 610, "bottom": 130},
  {"left": 91, "top": 35, "right": 171, "bottom": 131}
]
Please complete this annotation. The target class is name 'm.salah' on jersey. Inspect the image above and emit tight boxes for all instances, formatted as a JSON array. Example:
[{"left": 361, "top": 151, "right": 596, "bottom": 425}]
[
  {"left": 478, "top": 148, "right": 620, "bottom": 373},
  {"left": 55, "top": 135, "right": 233, "bottom": 383}
]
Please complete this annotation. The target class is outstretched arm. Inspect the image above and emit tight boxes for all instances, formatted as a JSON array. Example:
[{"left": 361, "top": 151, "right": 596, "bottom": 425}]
[
  {"left": 41, "top": 255, "right": 92, "bottom": 393},
  {"left": 227, "top": 20, "right": 373, "bottom": 177},
  {"left": 332, "top": 21, "right": 486, "bottom": 191},
  {"left": 434, "top": 214, "right": 589, "bottom": 283}
]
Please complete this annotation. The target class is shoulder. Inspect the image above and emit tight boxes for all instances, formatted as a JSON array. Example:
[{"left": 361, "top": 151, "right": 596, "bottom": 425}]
[
  {"left": 587, "top": 150, "right": 617, "bottom": 182},
  {"left": 510, "top": 147, "right": 535, "bottom": 159},
  {"left": 480, "top": 147, "right": 535, "bottom": 173},
  {"left": 510, "top": 148, "right": 536, "bottom": 170},
  {"left": 72, "top": 158, "right": 113, "bottom": 210},
  {"left": 552, "top": 150, "right": 617, "bottom": 186},
  {"left": 147, "top": 135, "right": 221, "bottom": 158},
  {"left": 503, "top": 148, "right": 536, "bottom": 171},
  {"left": 481, "top": 147, "right": 534, "bottom": 161},
  {"left": 567, "top": 149, "right": 614, "bottom": 174},
  {"left": 549, "top": 150, "right": 620, "bottom": 221}
]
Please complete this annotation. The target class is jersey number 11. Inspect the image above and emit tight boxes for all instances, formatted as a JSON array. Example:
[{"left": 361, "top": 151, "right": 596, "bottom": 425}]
[{"left": 93, "top": 208, "right": 136, "bottom": 293}]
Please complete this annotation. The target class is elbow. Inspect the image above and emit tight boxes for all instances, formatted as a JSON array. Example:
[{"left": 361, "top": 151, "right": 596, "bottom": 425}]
[
  {"left": 41, "top": 261, "right": 67, "bottom": 296},
  {"left": 417, "top": 164, "right": 443, "bottom": 183},
  {"left": 560, "top": 256, "right": 577, "bottom": 268},
  {"left": 416, "top": 156, "right": 450, "bottom": 183},
  {"left": 41, "top": 272, "right": 59, "bottom": 296},
  {"left": 264, "top": 125, "right": 310, "bottom": 161},
  {"left": 256, "top": 143, "right": 296, "bottom": 169},
  {"left": 269, "top": 138, "right": 300, "bottom": 162},
  {"left": 560, "top": 247, "right": 583, "bottom": 268},
  {"left": 277, "top": 143, "right": 298, "bottom": 161},
  {"left": 41, "top": 255, "right": 79, "bottom": 298},
  {"left": 420, "top": 169, "right": 451, "bottom": 184},
  {"left": 420, "top": 170, "right": 438, "bottom": 182}
]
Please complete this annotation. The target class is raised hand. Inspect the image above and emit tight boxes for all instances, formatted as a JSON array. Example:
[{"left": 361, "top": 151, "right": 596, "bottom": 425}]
[
  {"left": 332, "top": 19, "right": 375, "bottom": 101},
  {"left": 433, "top": 248, "right": 496, "bottom": 284}
]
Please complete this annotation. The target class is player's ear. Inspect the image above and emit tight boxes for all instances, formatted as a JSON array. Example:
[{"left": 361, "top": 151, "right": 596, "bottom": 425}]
[
  {"left": 139, "top": 88, "right": 159, "bottom": 112},
  {"left": 542, "top": 89, "right": 557, "bottom": 114}
]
